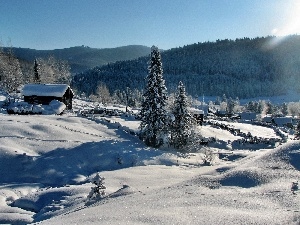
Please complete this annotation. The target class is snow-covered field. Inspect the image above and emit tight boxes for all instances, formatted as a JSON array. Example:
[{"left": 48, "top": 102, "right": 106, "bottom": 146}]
[{"left": 0, "top": 98, "right": 300, "bottom": 224}]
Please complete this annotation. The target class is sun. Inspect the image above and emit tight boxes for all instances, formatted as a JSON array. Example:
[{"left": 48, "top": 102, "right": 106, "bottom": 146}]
[
  {"left": 271, "top": 28, "right": 278, "bottom": 35},
  {"left": 266, "top": 1, "right": 300, "bottom": 48},
  {"left": 272, "top": 1, "right": 300, "bottom": 36}
]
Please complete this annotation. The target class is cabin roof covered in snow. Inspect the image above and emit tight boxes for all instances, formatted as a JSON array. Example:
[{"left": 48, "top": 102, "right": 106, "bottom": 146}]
[
  {"left": 22, "top": 84, "right": 73, "bottom": 97},
  {"left": 189, "top": 107, "right": 204, "bottom": 114}
]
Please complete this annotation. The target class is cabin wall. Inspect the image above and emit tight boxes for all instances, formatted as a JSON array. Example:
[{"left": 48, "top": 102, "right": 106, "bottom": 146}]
[{"left": 24, "top": 96, "right": 63, "bottom": 105}]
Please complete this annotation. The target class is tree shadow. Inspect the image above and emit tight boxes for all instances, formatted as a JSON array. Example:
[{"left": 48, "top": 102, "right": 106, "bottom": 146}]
[{"left": 0, "top": 138, "right": 162, "bottom": 187}]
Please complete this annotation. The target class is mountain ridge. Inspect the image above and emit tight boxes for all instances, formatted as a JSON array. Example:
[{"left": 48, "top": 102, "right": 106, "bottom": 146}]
[{"left": 3, "top": 45, "right": 151, "bottom": 74}]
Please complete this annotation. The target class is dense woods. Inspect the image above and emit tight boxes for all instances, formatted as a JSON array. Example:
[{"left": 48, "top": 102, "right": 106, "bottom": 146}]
[{"left": 72, "top": 35, "right": 300, "bottom": 99}]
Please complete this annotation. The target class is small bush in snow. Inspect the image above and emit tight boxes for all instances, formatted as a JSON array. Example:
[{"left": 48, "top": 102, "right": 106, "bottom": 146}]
[
  {"left": 201, "top": 148, "right": 217, "bottom": 166},
  {"left": 87, "top": 173, "right": 106, "bottom": 199},
  {"left": 116, "top": 153, "right": 123, "bottom": 165}
]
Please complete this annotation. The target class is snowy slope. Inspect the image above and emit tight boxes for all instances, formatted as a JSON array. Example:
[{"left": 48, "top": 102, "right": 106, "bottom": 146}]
[
  {"left": 37, "top": 142, "right": 300, "bottom": 225},
  {"left": 0, "top": 99, "right": 299, "bottom": 224}
]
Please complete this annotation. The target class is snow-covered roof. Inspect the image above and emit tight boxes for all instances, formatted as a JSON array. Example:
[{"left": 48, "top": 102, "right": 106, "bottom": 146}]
[
  {"left": 22, "top": 84, "right": 72, "bottom": 97},
  {"left": 189, "top": 107, "right": 204, "bottom": 114}
]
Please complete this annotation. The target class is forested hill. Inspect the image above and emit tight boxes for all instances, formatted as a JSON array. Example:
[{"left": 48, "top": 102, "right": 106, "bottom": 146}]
[
  {"left": 4, "top": 45, "right": 151, "bottom": 74},
  {"left": 72, "top": 35, "right": 300, "bottom": 99}
]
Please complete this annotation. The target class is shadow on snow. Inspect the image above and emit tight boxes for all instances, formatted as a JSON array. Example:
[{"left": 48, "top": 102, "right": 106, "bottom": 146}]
[{"left": 0, "top": 138, "right": 162, "bottom": 186}]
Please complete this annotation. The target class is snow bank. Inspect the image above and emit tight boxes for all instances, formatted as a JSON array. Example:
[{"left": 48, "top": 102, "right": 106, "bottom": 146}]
[
  {"left": 49, "top": 100, "right": 66, "bottom": 114},
  {"left": 6, "top": 100, "right": 66, "bottom": 115}
]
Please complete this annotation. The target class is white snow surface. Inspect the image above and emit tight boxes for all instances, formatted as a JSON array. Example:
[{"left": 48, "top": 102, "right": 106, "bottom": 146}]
[{"left": 0, "top": 98, "right": 299, "bottom": 224}]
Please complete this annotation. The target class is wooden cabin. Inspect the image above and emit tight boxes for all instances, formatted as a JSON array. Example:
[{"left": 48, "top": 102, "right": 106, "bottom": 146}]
[{"left": 22, "top": 84, "right": 74, "bottom": 109}]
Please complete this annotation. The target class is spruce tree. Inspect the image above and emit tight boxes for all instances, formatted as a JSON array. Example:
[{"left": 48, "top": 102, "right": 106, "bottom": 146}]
[
  {"left": 139, "top": 46, "right": 169, "bottom": 147},
  {"left": 170, "top": 81, "right": 195, "bottom": 149},
  {"left": 281, "top": 102, "right": 288, "bottom": 116},
  {"left": 87, "top": 173, "right": 106, "bottom": 199},
  {"left": 33, "top": 59, "right": 41, "bottom": 84}
]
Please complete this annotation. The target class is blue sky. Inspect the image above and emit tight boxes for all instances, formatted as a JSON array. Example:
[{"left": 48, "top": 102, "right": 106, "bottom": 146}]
[{"left": 0, "top": 0, "right": 299, "bottom": 50}]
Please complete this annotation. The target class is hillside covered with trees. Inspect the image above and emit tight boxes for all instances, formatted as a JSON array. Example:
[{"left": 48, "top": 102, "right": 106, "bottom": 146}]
[
  {"left": 72, "top": 35, "right": 300, "bottom": 99},
  {"left": 4, "top": 45, "right": 151, "bottom": 74}
]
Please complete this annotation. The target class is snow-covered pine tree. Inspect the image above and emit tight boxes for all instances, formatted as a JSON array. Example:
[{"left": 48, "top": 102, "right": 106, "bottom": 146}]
[
  {"left": 87, "top": 173, "right": 106, "bottom": 199},
  {"left": 33, "top": 59, "right": 41, "bottom": 84},
  {"left": 227, "top": 97, "right": 235, "bottom": 114},
  {"left": 281, "top": 102, "right": 288, "bottom": 116},
  {"left": 170, "top": 81, "right": 195, "bottom": 149},
  {"left": 139, "top": 46, "right": 169, "bottom": 148}
]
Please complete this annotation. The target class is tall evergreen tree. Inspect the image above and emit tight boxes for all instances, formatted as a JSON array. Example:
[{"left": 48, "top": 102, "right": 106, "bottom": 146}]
[
  {"left": 33, "top": 59, "right": 41, "bottom": 84},
  {"left": 139, "top": 46, "right": 169, "bottom": 147},
  {"left": 170, "top": 81, "right": 195, "bottom": 149},
  {"left": 266, "top": 101, "right": 274, "bottom": 115},
  {"left": 281, "top": 102, "right": 288, "bottom": 116}
]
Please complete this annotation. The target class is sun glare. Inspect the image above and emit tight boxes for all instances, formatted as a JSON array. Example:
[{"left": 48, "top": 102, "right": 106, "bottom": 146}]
[
  {"left": 277, "top": 1, "right": 300, "bottom": 36},
  {"left": 267, "top": 1, "right": 300, "bottom": 48}
]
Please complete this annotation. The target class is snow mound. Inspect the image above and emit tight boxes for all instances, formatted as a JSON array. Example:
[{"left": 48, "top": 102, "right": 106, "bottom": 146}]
[
  {"left": 12, "top": 190, "right": 68, "bottom": 213},
  {"left": 0, "top": 213, "right": 33, "bottom": 225},
  {"left": 10, "top": 185, "right": 90, "bottom": 223},
  {"left": 49, "top": 100, "right": 66, "bottom": 114},
  {"left": 220, "top": 170, "right": 264, "bottom": 188},
  {"left": 253, "top": 141, "right": 300, "bottom": 174},
  {"left": 6, "top": 100, "right": 66, "bottom": 115},
  {"left": 191, "top": 141, "right": 300, "bottom": 190},
  {"left": 109, "top": 184, "right": 135, "bottom": 198},
  {"left": 289, "top": 149, "right": 300, "bottom": 171}
]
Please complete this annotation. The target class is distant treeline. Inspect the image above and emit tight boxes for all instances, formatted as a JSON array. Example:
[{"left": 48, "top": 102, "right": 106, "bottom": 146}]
[
  {"left": 72, "top": 35, "right": 300, "bottom": 99},
  {"left": 4, "top": 45, "right": 151, "bottom": 74}
]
